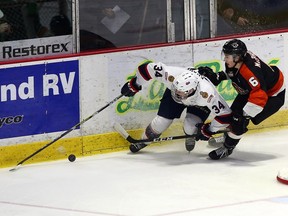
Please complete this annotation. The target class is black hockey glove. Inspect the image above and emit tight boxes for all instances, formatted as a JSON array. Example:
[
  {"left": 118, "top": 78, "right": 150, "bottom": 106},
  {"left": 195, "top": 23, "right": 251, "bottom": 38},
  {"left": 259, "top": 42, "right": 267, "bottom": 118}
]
[
  {"left": 230, "top": 113, "right": 250, "bottom": 135},
  {"left": 195, "top": 123, "right": 215, "bottom": 141},
  {"left": 198, "top": 66, "right": 226, "bottom": 86},
  {"left": 121, "top": 77, "right": 142, "bottom": 97}
]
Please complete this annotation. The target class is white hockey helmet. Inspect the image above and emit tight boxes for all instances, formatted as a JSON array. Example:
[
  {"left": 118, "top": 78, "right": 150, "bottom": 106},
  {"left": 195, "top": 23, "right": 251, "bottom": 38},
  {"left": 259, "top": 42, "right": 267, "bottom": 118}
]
[{"left": 171, "top": 70, "right": 199, "bottom": 103}]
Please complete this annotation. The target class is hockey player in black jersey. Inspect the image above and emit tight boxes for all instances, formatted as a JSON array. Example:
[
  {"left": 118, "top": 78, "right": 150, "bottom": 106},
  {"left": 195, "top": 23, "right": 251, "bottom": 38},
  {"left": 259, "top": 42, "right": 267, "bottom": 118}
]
[{"left": 198, "top": 38, "right": 286, "bottom": 160}]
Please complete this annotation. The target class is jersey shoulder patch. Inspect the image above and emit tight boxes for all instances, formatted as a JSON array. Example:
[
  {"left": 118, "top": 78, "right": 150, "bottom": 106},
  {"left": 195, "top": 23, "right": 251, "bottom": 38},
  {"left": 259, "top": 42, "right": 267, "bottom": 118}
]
[
  {"left": 167, "top": 75, "right": 175, "bottom": 82},
  {"left": 198, "top": 79, "right": 215, "bottom": 103},
  {"left": 200, "top": 91, "right": 208, "bottom": 98}
]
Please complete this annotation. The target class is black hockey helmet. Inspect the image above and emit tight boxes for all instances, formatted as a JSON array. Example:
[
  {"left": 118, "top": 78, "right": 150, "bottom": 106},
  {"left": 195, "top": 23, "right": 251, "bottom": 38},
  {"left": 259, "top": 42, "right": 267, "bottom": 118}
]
[{"left": 222, "top": 39, "right": 247, "bottom": 61}]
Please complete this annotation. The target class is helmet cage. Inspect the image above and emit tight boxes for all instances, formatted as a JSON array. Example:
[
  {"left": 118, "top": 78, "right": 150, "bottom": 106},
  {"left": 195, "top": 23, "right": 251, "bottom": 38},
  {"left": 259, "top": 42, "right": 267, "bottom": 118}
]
[
  {"left": 171, "top": 86, "right": 196, "bottom": 103},
  {"left": 171, "top": 71, "right": 199, "bottom": 103}
]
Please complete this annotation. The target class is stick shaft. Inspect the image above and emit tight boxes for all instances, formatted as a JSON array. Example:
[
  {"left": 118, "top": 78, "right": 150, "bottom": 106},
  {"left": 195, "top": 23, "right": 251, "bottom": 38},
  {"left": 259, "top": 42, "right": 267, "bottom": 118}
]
[
  {"left": 113, "top": 122, "right": 228, "bottom": 144},
  {"left": 10, "top": 94, "right": 123, "bottom": 171}
]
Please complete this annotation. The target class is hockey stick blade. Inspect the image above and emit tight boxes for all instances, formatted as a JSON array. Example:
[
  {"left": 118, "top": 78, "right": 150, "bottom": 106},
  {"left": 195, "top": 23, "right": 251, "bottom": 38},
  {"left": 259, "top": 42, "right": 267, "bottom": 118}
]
[
  {"left": 113, "top": 122, "right": 229, "bottom": 144},
  {"left": 113, "top": 122, "right": 191, "bottom": 143},
  {"left": 9, "top": 94, "right": 124, "bottom": 172},
  {"left": 9, "top": 165, "right": 21, "bottom": 172},
  {"left": 113, "top": 122, "right": 129, "bottom": 139}
]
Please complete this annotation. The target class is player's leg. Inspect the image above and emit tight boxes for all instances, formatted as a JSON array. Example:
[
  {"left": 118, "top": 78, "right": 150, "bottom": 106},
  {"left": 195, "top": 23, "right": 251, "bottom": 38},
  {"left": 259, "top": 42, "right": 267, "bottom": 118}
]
[
  {"left": 184, "top": 106, "right": 210, "bottom": 152},
  {"left": 251, "top": 90, "right": 285, "bottom": 125},
  {"left": 208, "top": 132, "right": 240, "bottom": 159},
  {"left": 209, "top": 95, "right": 247, "bottom": 160},
  {"left": 183, "top": 113, "right": 201, "bottom": 152},
  {"left": 129, "top": 89, "right": 185, "bottom": 153},
  {"left": 209, "top": 90, "right": 285, "bottom": 160},
  {"left": 129, "top": 116, "right": 173, "bottom": 152}
]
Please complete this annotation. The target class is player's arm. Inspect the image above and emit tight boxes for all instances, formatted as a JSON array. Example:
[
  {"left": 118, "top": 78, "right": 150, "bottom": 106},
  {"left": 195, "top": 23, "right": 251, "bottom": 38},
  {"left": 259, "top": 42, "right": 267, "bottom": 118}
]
[
  {"left": 135, "top": 62, "right": 165, "bottom": 85},
  {"left": 197, "top": 66, "right": 228, "bottom": 86},
  {"left": 121, "top": 62, "right": 165, "bottom": 97},
  {"left": 244, "top": 87, "right": 267, "bottom": 117},
  {"left": 241, "top": 66, "right": 268, "bottom": 117}
]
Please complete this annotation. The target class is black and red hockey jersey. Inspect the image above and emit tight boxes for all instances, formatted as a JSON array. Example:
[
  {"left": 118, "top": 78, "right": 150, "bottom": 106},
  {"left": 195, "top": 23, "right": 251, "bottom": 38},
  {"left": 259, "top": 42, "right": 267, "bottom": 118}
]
[{"left": 227, "top": 51, "right": 285, "bottom": 117}]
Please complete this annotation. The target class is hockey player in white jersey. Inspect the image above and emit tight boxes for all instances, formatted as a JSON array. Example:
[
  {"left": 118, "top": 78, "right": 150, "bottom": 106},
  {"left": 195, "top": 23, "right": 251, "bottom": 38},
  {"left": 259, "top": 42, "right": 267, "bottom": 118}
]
[{"left": 121, "top": 61, "right": 232, "bottom": 153}]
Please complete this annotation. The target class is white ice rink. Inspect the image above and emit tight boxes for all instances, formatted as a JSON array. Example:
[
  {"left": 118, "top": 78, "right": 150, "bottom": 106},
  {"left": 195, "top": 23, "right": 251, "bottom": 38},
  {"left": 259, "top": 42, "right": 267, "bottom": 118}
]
[{"left": 1, "top": 126, "right": 288, "bottom": 216}]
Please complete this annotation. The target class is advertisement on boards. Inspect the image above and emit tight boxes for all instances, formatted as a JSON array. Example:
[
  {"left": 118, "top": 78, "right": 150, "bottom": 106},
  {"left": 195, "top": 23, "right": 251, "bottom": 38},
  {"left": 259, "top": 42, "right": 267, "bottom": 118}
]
[
  {"left": 0, "top": 35, "right": 73, "bottom": 61},
  {"left": 0, "top": 60, "right": 79, "bottom": 139}
]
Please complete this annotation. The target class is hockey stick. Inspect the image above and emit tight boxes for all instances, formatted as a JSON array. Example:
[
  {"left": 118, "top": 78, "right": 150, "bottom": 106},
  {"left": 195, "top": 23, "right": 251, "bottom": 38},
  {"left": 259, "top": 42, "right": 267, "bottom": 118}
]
[
  {"left": 9, "top": 94, "right": 124, "bottom": 172},
  {"left": 113, "top": 122, "right": 229, "bottom": 144}
]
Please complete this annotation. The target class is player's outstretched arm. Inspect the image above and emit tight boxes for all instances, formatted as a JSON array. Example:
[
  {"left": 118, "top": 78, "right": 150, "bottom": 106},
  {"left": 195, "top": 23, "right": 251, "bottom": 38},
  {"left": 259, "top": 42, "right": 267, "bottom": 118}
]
[{"left": 198, "top": 66, "right": 227, "bottom": 86}]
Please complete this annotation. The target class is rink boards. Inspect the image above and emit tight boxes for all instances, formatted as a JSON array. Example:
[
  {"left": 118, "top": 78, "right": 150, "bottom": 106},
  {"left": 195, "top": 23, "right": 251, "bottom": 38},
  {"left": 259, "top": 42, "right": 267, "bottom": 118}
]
[{"left": 0, "top": 32, "right": 288, "bottom": 168}]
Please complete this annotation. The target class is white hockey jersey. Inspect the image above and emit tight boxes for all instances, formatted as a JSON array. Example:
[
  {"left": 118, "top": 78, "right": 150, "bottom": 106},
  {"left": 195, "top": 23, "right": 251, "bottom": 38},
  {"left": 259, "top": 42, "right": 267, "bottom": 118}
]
[{"left": 135, "top": 62, "right": 231, "bottom": 132}]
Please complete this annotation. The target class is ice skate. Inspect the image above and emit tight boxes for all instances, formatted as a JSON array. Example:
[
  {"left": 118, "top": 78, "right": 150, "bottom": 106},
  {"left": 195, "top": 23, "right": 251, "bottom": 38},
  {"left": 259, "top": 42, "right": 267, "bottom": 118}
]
[
  {"left": 208, "top": 145, "right": 234, "bottom": 160},
  {"left": 185, "top": 137, "right": 196, "bottom": 152},
  {"left": 129, "top": 143, "right": 147, "bottom": 153}
]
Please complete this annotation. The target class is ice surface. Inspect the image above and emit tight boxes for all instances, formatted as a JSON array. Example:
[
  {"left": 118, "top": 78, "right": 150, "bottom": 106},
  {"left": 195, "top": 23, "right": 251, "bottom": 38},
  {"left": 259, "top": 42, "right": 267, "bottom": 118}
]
[{"left": 0, "top": 127, "right": 288, "bottom": 216}]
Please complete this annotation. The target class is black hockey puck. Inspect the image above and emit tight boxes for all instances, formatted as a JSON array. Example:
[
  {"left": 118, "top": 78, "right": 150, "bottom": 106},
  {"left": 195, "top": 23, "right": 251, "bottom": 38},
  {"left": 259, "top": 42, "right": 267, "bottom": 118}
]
[{"left": 68, "top": 154, "right": 76, "bottom": 162}]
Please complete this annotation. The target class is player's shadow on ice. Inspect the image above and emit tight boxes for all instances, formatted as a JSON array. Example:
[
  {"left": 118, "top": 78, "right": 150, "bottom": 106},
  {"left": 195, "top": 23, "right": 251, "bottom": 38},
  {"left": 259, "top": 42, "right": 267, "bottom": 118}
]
[{"left": 131, "top": 148, "right": 279, "bottom": 167}]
